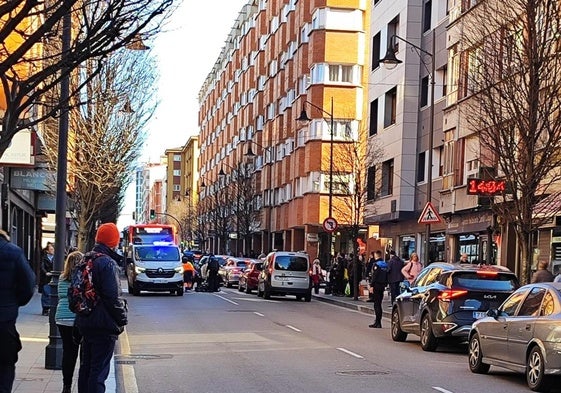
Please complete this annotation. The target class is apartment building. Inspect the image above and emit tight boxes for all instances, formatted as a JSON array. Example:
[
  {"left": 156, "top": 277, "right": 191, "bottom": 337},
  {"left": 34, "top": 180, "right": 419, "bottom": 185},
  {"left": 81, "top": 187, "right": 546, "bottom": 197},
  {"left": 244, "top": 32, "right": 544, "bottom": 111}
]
[
  {"left": 198, "top": 0, "right": 370, "bottom": 259},
  {"left": 365, "top": 0, "right": 449, "bottom": 263}
]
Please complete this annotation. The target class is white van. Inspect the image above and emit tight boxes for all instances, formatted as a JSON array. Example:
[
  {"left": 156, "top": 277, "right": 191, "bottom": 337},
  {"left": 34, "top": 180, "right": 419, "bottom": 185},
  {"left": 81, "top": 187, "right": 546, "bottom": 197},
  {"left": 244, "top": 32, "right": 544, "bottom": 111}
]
[
  {"left": 125, "top": 243, "right": 184, "bottom": 296},
  {"left": 257, "top": 251, "right": 311, "bottom": 301}
]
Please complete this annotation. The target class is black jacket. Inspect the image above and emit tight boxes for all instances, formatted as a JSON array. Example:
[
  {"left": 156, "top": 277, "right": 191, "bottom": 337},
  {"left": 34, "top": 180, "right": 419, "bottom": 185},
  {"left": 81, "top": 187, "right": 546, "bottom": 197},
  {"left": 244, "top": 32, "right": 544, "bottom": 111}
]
[
  {"left": 387, "top": 255, "right": 404, "bottom": 283},
  {"left": 0, "top": 236, "right": 35, "bottom": 324},
  {"left": 76, "top": 244, "right": 127, "bottom": 336},
  {"left": 39, "top": 253, "right": 54, "bottom": 287},
  {"left": 369, "top": 260, "right": 389, "bottom": 291}
]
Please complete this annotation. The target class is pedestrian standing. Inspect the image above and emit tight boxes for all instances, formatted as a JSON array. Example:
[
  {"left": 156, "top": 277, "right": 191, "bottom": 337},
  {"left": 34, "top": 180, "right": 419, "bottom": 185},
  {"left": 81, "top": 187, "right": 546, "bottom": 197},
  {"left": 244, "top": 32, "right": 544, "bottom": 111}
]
[
  {"left": 76, "top": 223, "right": 127, "bottom": 393},
  {"left": 0, "top": 229, "right": 35, "bottom": 393},
  {"left": 40, "top": 243, "right": 55, "bottom": 315},
  {"left": 531, "top": 260, "right": 554, "bottom": 283},
  {"left": 206, "top": 255, "right": 220, "bottom": 292},
  {"left": 182, "top": 256, "right": 195, "bottom": 291},
  {"left": 368, "top": 250, "right": 388, "bottom": 328},
  {"left": 311, "top": 258, "right": 323, "bottom": 294},
  {"left": 56, "top": 251, "right": 84, "bottom": 393},
  {"left": 387, "top": 250, "right": 404, "bottom": 306},
  {"left": 401, "top": 252, "right": 423, "bottom": 286}
]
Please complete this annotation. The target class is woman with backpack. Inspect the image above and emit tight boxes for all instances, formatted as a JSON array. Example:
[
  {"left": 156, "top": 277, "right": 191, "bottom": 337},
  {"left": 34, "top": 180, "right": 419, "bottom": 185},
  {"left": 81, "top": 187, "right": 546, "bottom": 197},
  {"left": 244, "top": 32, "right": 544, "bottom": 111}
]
[{"left": 55, "top": 250, "right": 84, "bottom": 393}]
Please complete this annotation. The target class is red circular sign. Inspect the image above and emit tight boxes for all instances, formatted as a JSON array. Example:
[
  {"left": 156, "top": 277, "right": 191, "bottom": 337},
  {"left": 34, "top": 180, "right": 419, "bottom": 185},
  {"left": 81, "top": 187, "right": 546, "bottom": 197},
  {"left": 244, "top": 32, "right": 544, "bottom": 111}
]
[{"left": 322, "top": 217, "right": 338, "bottom": 232}]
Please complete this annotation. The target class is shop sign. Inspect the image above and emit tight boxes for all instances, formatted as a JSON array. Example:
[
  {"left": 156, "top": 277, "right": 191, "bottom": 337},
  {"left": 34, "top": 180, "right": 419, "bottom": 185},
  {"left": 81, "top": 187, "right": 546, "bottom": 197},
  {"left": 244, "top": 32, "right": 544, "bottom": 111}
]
[
  {"left": 306, "top": 233, "right": 319, "bottom": 242},
  {"left": 10, "top": 168, "right": 54, "bottom": 191}
]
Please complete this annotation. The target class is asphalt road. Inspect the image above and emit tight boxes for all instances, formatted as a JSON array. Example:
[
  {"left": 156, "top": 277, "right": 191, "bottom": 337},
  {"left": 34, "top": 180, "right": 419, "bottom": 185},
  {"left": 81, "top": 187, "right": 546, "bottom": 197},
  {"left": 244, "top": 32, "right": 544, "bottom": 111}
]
[{"left": 115, "top": 287, "right": 557, "bottom": 393}]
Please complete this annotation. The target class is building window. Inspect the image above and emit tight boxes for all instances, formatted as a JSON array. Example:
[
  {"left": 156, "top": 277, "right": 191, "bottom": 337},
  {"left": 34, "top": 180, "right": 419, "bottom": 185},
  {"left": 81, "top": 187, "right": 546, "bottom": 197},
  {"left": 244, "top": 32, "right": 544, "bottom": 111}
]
[
  {"left": 372, "top": 32, "right": 381, "bottom": 70},
  {"left": 173, "top": 185, "right": 181, "bottom": 192},
  {"left": 173, "top": 169, "right": 181, "bottom": 176},
  {"left": 328, "top": 64, "right": 354, "bottom": 83},
  {"left": 381, "top": 159, "right": 394, "bottom": 196},
  {"left": 384, "top": 87, "right": 397, "bottom": 127},
  {"left": 387, "top": 16, "right": 400, "bottom": 52},
  {"left": 417, "top": 152, "right": 426, "bottom": 183},
  {"left": 423, "top": 0, "right": 432, "bottom": 33},
  {"left": 173, "top": 154, "right": 181, "bottom": 162},
  {"left": 420, "top": 76, "right": 429, "bottom": 107},
  {"left": 367, "top": 166, "right": 376, "bottom": 200},
  {"left": 369, "top": 99, "right": 378, "bottom": 136}
]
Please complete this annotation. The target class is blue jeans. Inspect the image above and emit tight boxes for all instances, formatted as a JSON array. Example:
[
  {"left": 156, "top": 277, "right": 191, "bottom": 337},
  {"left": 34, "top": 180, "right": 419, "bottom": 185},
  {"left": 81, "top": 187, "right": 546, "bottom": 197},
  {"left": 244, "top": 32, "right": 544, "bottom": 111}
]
[
  {"left": 41, "top": 283, "right": 52, "bottom": 309},
  {"left": 78, "top": 334, "right": 116, "bottom": 393}
]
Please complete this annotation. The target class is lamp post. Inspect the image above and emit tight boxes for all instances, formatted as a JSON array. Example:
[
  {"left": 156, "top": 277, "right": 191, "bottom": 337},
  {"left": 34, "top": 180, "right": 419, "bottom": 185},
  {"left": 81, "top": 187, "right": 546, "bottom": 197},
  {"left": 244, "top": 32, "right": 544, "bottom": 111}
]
[
  {"left": 296, "top": 98, "right": 335, "bottom": 264},
  {"left": 244, "top": 141, "right": 273, "bottom": 254},
  {"left": 45, "top": 9, "right": 71, "bottom": 370},
  {"left": 380, "top": 31, "right": 436, "bottom": 267}
]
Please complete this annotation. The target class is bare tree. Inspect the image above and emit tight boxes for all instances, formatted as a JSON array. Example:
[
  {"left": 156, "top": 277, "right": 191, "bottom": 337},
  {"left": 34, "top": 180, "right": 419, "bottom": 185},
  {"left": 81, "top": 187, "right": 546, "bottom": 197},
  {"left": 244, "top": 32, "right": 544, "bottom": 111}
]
[
  {"left": 331, "top": 128, "right": 384, "bottom": 298},
  {"left": 458, "top": 0, "right": 561, "bottom": 283},
  {"left": 42, "top": 48, "right": 157, "bottom": 250},
  {"left": 0, "top": 0, "right": 175, "bottom": 157}
]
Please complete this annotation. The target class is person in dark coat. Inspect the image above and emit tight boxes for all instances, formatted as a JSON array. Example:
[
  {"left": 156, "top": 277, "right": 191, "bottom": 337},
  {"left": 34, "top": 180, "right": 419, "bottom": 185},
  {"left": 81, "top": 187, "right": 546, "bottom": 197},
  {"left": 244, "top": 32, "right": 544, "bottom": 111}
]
[
  {"left": 206, "top": 255, "right": 220, "bottom": 292},
  {"left": 0, "top": 229, "right": 35, "bottom": 393},
  {"left": 531, "top": 260, "right": 554, "bottom": 283},
  {"left": 76, "top": 223, "right": 127, "bottom": 393},
  {"left": 40, "top": 242, "right": 55, "bottom": 315},
  {"left": 368, "top": 251, "right": 388, "bottom": 328},
  {"left": 387, "top": 250, "right": 404, "bottom": 306}
]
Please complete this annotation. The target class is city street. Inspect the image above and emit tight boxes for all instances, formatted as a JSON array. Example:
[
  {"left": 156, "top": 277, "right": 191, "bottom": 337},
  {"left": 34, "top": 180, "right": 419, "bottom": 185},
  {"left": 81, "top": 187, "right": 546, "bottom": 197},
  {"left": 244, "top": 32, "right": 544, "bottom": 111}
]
[{"left": 115, "top": 286, "right": 553, "bottom": 393}]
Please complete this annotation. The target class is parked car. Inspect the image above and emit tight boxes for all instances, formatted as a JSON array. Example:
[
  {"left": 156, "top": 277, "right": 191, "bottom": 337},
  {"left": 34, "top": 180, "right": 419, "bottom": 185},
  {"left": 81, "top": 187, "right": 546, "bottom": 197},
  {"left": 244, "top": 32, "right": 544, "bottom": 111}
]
[
  {"left": 391, "top": 262, "right": 519, "bottom": 351},
  {"left": 257, "top": 251, "right": 312, "bottom": 301},
  {"left": 468, "top": 282, "right": 561, "bottom": 392},
  {"left": 238, "top": 260, "right": 264, "bottom": 294},
  {"left": 221, "top": 257, "right": 254, "bottom": 287}
]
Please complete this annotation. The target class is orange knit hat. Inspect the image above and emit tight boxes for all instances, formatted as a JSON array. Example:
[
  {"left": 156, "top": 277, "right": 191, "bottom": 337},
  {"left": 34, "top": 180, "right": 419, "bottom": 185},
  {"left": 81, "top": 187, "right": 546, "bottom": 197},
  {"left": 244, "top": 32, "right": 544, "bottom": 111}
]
[{"left": 95, "top": 223, "right": 120, "bottom": 248}]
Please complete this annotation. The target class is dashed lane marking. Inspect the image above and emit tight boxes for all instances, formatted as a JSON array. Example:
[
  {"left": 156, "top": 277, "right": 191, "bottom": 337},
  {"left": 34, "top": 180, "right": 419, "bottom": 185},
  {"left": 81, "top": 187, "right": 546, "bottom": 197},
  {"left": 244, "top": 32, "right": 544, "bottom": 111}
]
[
  {"left": 433, "top": 387, "right": 454, "bottom": 393},
  {"left": 336, "top": 347, "right": 364, "bottom": 359},
  {"left": 285, "top": 325, "right": 301, "bottom": 332},
  {"left": 214, "top": 294, "right": 239, "bottom": 305}
]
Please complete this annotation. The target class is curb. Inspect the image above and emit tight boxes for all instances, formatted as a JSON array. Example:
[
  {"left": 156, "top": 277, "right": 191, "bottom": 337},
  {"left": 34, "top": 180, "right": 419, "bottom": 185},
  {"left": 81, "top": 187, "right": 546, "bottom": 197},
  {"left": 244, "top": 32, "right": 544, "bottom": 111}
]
[{"left": 312, "top": 294, "right": 393, "bottom": 319}]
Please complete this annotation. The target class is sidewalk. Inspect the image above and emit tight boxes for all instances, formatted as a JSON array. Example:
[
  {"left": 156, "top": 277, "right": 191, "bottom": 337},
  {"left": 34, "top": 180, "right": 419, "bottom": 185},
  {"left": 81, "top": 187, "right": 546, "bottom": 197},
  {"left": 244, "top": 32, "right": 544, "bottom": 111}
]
[
  {"left": 312, "top": 285, "right": 393, "bottom": 320},
  {"left": 12, "top": 292, "right": 116, "bottom": 393}
]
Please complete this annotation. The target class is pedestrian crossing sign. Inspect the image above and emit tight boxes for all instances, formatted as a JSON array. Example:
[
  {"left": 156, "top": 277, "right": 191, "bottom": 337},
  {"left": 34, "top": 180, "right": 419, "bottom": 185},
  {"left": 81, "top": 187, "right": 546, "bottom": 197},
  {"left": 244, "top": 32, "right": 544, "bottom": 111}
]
[{"left": 418, "top": 202, "right": 442, "bottom": 224}]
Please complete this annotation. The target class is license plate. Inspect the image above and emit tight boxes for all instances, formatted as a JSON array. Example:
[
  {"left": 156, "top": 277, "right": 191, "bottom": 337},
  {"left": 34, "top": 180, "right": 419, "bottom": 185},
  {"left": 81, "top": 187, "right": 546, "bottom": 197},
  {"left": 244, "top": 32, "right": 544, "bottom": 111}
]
[
  {"left": 473, "top": 311, "right": 487, "bottom": 319},
  {"left": 276, "top": 276, "right": 288, "bottom": 281},
  {"left": 153, "top": 279, "right": 166, "bottom": 284}
]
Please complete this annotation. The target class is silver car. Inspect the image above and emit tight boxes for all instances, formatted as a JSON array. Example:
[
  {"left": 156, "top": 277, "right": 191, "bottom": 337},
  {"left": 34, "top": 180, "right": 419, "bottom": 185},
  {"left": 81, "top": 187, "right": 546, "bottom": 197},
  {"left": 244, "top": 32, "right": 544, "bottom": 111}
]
[{"left": 468, "top": 282, "right": 561, "bottom": 391}]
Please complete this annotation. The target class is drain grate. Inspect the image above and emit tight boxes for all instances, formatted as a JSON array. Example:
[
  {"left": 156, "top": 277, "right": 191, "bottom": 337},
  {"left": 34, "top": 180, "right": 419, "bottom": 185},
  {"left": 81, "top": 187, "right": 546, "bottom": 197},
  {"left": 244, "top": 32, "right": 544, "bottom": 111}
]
[{"left": 336, "top": 370, "right": 390, "bottom": 376}]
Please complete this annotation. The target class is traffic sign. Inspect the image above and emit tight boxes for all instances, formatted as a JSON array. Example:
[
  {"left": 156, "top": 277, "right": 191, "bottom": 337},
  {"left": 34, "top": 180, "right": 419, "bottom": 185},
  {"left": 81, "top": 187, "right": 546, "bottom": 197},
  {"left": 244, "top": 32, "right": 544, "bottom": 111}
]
[
  {"left": 323, "top": 217, "right": 338, "bottom": 232},
  {"left": 418, "top": 202, "right": 442, "bottom": 224}
]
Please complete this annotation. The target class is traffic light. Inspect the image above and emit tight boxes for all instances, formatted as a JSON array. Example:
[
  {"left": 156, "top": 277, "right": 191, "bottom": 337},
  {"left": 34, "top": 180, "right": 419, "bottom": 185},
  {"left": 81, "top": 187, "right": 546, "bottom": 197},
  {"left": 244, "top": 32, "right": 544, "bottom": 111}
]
[{"left": 150, "top": 209, "right": 155, "bottom": 220}]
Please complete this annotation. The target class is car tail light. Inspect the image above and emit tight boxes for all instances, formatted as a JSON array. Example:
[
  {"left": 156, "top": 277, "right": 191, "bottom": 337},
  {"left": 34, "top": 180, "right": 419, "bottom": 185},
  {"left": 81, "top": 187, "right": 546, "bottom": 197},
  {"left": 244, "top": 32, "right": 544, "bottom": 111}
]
[
  {"left": 438, "top": 289, "right": 468, "bottom": 301},
  {"left": 476, "top": 270, "right": 498, "bottom": 277}
]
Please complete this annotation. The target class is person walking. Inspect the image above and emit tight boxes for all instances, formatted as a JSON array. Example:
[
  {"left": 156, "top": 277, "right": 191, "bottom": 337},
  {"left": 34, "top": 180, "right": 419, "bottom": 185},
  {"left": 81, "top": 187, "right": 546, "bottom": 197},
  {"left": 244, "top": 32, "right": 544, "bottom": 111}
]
[
  {"left": 0, "top": 229, "right": 35, "bottom": 393},
  {"left": 76, "top": 223, "right": 127, "bottom": 393},
  {"left": 401, "top": 252, "right": 423, "bottom": 286},
  {"left": 56, "top": 250, "right": 84, "bottom": 393},
  {"left": 531, "top": 260, "right": 554, "bottom": 283},
  {"left": 387, "top": 250, "right": 404, "bottom": 306},
  {"left": 206, "top": 255, "right": 220, "bottom": 292},
  {"left": 40, "top": 242, "right": 55, "bottom": 315},
  {"left": 182, "top": 256, "right": 195, "bottom": 291},
  {"left": 368, "top": 250, "right": 388, "bottom": 328}
]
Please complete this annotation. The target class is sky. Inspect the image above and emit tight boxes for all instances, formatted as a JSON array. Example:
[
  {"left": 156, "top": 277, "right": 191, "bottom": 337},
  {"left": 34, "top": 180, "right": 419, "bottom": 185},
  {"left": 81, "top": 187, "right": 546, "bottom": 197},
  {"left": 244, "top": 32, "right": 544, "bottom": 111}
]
[
  {"left": 119, "top": 0, "right": 248, "bottom": 226},
  {"left": 142, "top": 0, "right": 249, "bottom": 162}
]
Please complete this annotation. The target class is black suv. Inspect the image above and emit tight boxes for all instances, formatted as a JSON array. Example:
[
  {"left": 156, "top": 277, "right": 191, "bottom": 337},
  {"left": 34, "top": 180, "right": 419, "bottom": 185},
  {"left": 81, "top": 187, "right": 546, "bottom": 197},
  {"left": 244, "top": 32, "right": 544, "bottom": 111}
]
[{"left": 391, "top": 263, "right": 519, "bottom": 351}]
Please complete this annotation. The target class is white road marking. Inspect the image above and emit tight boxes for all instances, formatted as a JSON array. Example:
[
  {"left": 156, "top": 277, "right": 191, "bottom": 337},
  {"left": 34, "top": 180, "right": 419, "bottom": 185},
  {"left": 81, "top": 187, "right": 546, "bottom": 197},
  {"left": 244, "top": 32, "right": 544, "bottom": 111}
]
[
  {"left": 433, "top": 387, "right": 454, "bottom": 393},
  {"left": 214, "top": 294, "right": 239, "bottom": 305},
  {"left": 336, "top": 347, "right": 364, "bottom": 359},
  {"left": 119, "top": 328, "right": 139, "bottom": 393},
  {"left": 254, "top": 312, "right": 265, "bottom": 317},
  {"left": 285, "top": 325, "right": 301, "bottom": 332}
]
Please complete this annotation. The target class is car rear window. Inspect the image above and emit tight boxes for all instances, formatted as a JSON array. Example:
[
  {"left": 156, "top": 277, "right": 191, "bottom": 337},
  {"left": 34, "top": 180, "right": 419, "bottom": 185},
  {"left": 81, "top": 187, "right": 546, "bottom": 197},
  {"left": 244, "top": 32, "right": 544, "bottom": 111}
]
[
  {"left": 254, "top": 263, "right": 263, "bottom": 271},
  {"left": 451, "top": 272, "right": 518, "bottom": 291},
  {"left": 236, "top": 261, "right": 247, "bottom": 268},
  {"left": 274, "top": 255, "right": 308, "bottom": 271}
]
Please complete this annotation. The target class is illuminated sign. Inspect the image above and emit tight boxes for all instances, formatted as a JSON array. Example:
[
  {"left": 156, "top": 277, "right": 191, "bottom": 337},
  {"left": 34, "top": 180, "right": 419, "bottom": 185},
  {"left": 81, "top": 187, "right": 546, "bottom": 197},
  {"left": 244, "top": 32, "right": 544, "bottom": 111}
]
[{"left": 467, "top": 178, "right": 506, "bottom": 196}]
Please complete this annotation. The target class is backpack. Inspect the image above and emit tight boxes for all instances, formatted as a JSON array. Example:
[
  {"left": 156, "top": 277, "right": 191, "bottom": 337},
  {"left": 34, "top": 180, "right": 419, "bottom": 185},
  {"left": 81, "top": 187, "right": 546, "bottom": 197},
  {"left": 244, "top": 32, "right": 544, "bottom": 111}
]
[{"left": 68, "top": 252, "right": 103, "bottom": 315}]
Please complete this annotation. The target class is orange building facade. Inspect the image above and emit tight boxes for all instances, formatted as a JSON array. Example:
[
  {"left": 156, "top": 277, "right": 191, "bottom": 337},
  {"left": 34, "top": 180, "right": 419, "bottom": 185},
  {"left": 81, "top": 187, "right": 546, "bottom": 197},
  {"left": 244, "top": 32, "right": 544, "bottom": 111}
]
[{"left": 198, "top": 0, "right": 370, "bottom": 260}]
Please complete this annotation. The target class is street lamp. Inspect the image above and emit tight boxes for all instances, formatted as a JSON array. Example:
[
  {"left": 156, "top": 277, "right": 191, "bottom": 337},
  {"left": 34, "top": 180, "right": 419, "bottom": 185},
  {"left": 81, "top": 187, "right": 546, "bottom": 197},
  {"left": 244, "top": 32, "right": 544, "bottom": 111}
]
[
  {"left": 296, "top": 98, "right": 335, "bottom": 263},
  {"left": 380, "top": 31, "right": 436, "bottom": 266}
]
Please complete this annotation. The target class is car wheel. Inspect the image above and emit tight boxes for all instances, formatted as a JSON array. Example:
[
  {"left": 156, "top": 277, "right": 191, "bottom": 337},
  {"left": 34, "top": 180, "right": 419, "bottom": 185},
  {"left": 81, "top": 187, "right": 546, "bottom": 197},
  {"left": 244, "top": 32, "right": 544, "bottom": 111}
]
[
  {"left": 468, "top": 333, "right": 490, "bottom": 374},
  {"left": 304, "top": 292, "right": 312, "bottom": 302},
  {"left": 296, "top": 295, "right": 303, "bottom": 301},
  {"left": 176, "top": 288, "right": 183, "bottom": 296},
  {"left": 420, "top": 313, "right": 438, "bottom": 352},
  {"left": 245, "top": 284, "right": 252, "bottom": 294},
  {"left": 527, "top": 346, "right": 549, "bottom": 391},
  {"left": 391, "top": 308, "right": 407, "bottom": 342}
]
